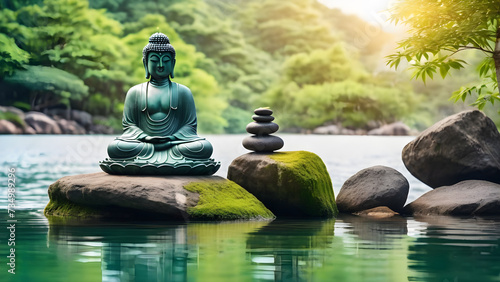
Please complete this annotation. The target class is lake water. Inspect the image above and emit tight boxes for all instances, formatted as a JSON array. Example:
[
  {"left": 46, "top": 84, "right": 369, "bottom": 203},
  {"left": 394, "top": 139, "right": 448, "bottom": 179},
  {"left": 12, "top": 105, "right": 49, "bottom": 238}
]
[{"left": 1, "top": 135, "right": 500, "bottom": 282}]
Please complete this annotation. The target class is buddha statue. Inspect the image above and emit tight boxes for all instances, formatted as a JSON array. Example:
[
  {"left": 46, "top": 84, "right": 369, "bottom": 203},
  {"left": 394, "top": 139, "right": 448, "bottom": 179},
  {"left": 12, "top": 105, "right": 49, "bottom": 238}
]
[{"left": 100, "top": 33, "right": 220, "bottom": 175}]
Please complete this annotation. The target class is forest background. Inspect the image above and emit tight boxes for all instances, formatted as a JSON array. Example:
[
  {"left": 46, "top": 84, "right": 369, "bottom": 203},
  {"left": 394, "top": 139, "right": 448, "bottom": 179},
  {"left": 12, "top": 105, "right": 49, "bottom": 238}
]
[{"left": 0, "top": 0, "right": 496, "bottom": 133}]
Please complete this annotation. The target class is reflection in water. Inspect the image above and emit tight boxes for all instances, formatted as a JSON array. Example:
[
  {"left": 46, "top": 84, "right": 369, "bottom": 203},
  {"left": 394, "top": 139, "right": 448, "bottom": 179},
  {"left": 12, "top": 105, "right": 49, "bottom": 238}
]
[
  {"left": 339, "top": 214, "right": 408, "bottom": 243},
  {"left": 47, "top": 218, "right": 190, "bottom": 282},
  {"left": 408, "top": 216, "right": 500, "bottom": 282},
  {"left": 246, "top": 219, "right": 335, "bottom": 281},
  {"left": 3, "top": 210, "right": 500, "bottom": 281}
]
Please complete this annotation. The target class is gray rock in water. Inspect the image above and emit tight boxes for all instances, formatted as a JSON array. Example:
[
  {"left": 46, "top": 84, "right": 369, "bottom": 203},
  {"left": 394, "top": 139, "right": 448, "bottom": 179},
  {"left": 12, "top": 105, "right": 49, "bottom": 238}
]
[
  {"left": 25, "top": 111, "right": 62, "bottom": 134},
  {"left": 246, "top": 122, "right": 279, "bottom": 135},
  {"left": 353, "top": 206, "right": 400, "bottom": 218},
  {"left": 402, "top": 110, "right": 500, "bottom": 188},
  {"left": 336, "top": 165, "right": 409, "bottom": 213},
  {"left": 44, "top": 172, "right": 274, "bottom": 221},
  {"left": 404, "top": 180, "right": 500, "bottom": 216},
  {"left": 243, "top": 135, "right": 284, "bottom": 152}
]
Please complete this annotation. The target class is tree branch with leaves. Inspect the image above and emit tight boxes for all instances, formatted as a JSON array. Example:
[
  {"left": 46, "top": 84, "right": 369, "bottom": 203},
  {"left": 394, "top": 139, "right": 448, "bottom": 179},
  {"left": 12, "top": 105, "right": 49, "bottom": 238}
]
[{"left": 387, "top": 0, "right": 500, "bottom": 109}]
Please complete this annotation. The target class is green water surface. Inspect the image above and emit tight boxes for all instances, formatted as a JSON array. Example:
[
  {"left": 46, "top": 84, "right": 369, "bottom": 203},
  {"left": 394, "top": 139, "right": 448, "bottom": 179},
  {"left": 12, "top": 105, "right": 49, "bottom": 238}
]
[{"left": 2, "top": 210, "right": 500, "bottom": 282}]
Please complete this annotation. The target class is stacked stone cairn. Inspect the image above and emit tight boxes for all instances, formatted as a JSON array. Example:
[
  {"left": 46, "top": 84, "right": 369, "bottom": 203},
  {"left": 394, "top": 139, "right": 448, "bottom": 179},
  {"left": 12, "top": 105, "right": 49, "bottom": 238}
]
[{"left": 243, "top": 108, "right": 284, "bottom": 152}]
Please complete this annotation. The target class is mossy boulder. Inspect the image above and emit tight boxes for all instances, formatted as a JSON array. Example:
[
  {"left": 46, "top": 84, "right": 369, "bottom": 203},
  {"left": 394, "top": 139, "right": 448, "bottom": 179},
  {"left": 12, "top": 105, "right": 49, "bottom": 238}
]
[
  {"left": 227, "top": 151, "right": 338, "bottom": 217},
  {"left": 44, "top": 172, "right": 274, "bottom": 221}
]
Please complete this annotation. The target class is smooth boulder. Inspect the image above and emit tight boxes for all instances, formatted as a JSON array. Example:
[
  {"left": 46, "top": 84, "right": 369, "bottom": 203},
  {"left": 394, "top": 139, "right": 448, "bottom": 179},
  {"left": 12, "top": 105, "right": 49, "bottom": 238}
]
[
  {"left": 227, "top": 151, "right": 338, "bottom": 217},
  {"left": 0, "top": 120, "right": 22, "bottom": 134},
  {"left": 56, "top": 119, "right": 87, "bottom": 134},
  {"left": 336, "top": 166, "right": 409, "bottom": 213},
  {"left": 404, "top": 180, "right": 500, "bottom": 216},
  {"left": 45, "top": 172, "right": 274, "bottom": 221},
  {"left": 25, "top": 111, "right": 62, "bottom": 134},
  {"left": 367, "top": 122, "right": 410, "bottom": 136},
  {"left": 402, "top": 110, "right": 500, "bottom": 188}
]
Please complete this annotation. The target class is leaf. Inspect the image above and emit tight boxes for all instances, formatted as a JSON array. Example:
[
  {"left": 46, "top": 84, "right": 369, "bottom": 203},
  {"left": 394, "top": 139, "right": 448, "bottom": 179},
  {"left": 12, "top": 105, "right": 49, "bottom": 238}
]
[
  {"left": 439, "top": 64, "right": 450, "bottom": 79},
  {"left": 448, "top": 61, "right": 463, "bottom": 69}
]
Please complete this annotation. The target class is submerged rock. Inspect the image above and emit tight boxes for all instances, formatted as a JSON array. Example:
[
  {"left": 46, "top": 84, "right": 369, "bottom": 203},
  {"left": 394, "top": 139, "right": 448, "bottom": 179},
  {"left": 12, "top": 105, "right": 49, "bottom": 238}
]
[
  {"left": 353, "top": 206, "right": 400, "bottom": 219},
  {"left": 336, "top": 166, "right": 409, "bottom": 213},
  {"left": 227, "top": 151, "right": 338, "bottom": 217},
  {"left": 402, "top": 110, "right": 500, "bottom": 188},
  {"left": 404, "top": 180, "right": 500, "bottom": 216},
  {"left": 44, "top": 172, "right": 274, "bottom": 221}
]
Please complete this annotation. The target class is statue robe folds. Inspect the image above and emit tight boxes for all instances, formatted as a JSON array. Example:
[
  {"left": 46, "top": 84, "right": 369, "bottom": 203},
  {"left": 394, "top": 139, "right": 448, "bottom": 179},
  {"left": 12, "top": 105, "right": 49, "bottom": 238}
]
[{"left": 100, "top": 82, "right": 220, "bottom": 175}]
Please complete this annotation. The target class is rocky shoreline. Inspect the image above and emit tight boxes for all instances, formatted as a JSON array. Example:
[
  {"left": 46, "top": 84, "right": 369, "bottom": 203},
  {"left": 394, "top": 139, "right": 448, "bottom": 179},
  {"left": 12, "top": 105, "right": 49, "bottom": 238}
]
[
  {"left": 311, "top": 121, "right": 415, "bottom": 136},
  {"left": 0, "top": 106, "right": 115, "bottom": 134},
  {"left": 1, "top": 105, "right": 414, "bottom": 136}
]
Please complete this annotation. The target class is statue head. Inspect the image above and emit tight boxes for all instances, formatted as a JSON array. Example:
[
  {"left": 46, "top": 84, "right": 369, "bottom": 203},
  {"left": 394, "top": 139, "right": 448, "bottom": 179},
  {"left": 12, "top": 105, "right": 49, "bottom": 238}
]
[{"left": 142, "top": 33, "right": 176, "bottom": 80}]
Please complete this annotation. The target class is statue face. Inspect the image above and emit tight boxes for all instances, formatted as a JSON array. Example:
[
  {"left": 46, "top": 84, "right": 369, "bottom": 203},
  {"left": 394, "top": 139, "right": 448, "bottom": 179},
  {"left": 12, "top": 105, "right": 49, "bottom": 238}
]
[{"left": 147, "top": 52, "right": 174, "bottom": 80}]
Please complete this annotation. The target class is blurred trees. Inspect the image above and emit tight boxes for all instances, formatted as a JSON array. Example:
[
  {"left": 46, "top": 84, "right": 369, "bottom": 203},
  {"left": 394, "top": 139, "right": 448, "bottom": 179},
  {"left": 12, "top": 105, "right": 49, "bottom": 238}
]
[{"left": 1, "top": 0, "right": 474, "bottom": 133}]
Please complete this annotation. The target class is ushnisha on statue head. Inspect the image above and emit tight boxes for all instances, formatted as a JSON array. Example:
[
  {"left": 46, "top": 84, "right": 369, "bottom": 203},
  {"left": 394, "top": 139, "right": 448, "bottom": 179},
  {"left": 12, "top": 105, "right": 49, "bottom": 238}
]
[{"left": 142, "top": 33, "right": 176, "bottom": 83}]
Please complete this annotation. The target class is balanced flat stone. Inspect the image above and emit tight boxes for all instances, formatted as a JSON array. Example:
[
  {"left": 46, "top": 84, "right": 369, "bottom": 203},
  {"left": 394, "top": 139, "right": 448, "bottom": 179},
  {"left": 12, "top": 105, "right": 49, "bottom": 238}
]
[
  {"left": 252, "top": 115, "right": 275, "bottom": 122},
  {"left": 246, "top": 122, "right": 279, "bottom": 135},
  {"left": 242, "top": 135, "right": 284, "bottom": 152},
  {"left": 44, "top": 172, "right": 274, "bottom": 221},
  {"left": 403, "top": 180, "right": 500, "bottom": 216},
  {"left": 254, "top": 108, "right": 273, "bottom": 116}
]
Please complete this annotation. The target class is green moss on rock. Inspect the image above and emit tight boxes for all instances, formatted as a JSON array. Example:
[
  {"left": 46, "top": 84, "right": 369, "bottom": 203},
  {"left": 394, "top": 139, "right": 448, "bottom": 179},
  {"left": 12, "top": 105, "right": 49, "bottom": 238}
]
[
  {"left": 270, "top": 151, "right": 338, "bottom": 217},
  {"left": 44, "top": 198, "right": 102, "bottom": 217},
  {"left": 184, "top": 179, "right": 275, "bottom": 220},
  {"left": 44, "top": 182, "right": 105, "bottom": 218},
  {"left": 228, "top": 151, "right": 338, "bottom": 217}
]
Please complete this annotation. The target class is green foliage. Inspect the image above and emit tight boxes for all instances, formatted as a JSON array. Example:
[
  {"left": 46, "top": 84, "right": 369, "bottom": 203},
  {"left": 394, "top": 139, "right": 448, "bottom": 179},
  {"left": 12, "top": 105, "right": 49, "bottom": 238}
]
[
  {"left": 264, "top": 79, "right": 416, "bottom": 129},
  {"left": 0, "top": 110, "right": 25, "bottom": 127},
  {"left": 222, "top": 106, "right": 252, "bottom": 133},
  {"left": 0, "top": 33, "right": 29, "bottom": 75},
  {"left": 262, "top": 44, "right": 416, "bottom": 130},
  {"left": 1, "top": 0, "right": 432, "bottom": 133},
  {"left": 241, "top": 0, "right": 336, "bottom": 56},
  {"left": 2, "top": 65, "right": 89, "bottom": 108},
  {"left": 387, "top": 0, "right": 500, "bottom": 109},
  {"left": 284, "top": 45, "right": 354, "bottom": 86}
]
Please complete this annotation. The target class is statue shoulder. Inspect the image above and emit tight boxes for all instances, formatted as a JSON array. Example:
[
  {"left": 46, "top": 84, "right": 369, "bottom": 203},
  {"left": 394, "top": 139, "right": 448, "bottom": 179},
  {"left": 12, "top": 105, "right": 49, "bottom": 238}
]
[
  {"left": 174, "top": 82, "right": 193, "bottom": 96},
  {"left": 126, "top": 83, "right": 147, "bottom": 96},
  {"left": 174, "top": 82, "right": 193, "bottom": 99}
]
